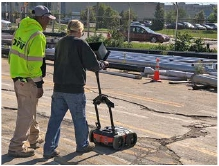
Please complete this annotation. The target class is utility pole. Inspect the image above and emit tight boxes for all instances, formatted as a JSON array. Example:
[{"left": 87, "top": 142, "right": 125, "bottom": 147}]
[
  {"left": 87, "top": 4, "right": 90, "bottom": 38},
  {"left": 173, "top": 2, "right": 178, "bottom": 51},
  {"left": 9, "top": 3, "right": 12, "bottom": 21},
  {"left": 58, "top": 2, "right": 61, "bottom": 24},
  {"left": 5, "top": 3, "right": 8, "bottom": 20},
  {"left": 58, "top": 2, "right": 61, "bottom": 32},
  {"left": 128, "top": 3, "right": 131, "bottom": 43},
  {"left": 95, "top": 2, "right": 99, "bottom": 33},
  {"left": 24, "top": 2, "right": 28, "bottom": 18}
]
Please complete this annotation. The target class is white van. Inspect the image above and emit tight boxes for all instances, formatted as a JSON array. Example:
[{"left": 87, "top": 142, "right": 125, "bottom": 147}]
[{"left": 1, "top": 20, "right": 11, "bottom": 30}]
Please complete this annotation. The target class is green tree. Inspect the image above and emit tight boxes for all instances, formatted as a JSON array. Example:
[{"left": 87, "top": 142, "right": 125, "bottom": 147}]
[
  {"left": 151, "top": 3, "right": 164, "bottom": 30},
  {"left": 165, "top": 8, "right": 187, "bottom": 24},
  {"left": 104, "top": 6, "right": 120, "bottom": 29},
  {"left": 97, "top": 3, "right": 119, "bottom": 29},
  {"left": 80, "top": 6, "right": 96, "bottom": 24},
  {"left": 178, "top": 8, "right": 187, "bottom": 21},
  {"left": 120, "top": 9, "right": 137, "bottom": 29},
  {"left": 165, "top": 10, "right": 175, "bottom": 24},
  {"left": 194, "top": 10, "right": 205, "bottom": 24},
  {"left": 208, "top": 6, "right": 217, "bottom": 23},
  {"left": 81, "top": 3, "right": 119, "bottom": 30}
]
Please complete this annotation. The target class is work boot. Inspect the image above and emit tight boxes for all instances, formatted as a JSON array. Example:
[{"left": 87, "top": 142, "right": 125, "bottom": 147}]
[
  {"left": 8, "top": 147, "right": 35, "bottom": 158},
  {"left": 43, "top": 150, "right": 60, "bottom": 159},
  {"left": 76, "top": 143, "right": 95, "bottom": 153},
  {"left": 30, "top": 137, "right": 44, "bottom": 149}
]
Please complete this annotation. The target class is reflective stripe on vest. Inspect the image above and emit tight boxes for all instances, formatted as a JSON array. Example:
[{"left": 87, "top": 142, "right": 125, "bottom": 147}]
[
  {"left": 9, "top": 31, "right": 44, "bottom": 62},
  {"left": 9, "top": 49, "right": 43, "bottom": 61}
]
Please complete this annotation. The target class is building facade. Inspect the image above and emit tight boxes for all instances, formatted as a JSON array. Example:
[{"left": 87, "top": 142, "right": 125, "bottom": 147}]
[
  {"left": 1, "top": 2, "right": 161, "bottom": 22},
  {"left": 164, "top": 2, "right": 217, "bottom": 19},
  {"left": 1, "top": 2, "right": 216, "bottom": 23}
]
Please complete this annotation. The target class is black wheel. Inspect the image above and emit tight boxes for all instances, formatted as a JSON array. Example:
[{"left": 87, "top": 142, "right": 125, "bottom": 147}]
[
  {"left": 89, "top": 129, "right": 94, "bottom": 142},
  {"left": 151, "top": 37, "right": 157, "bottom": 43},
  {"left": 126, "top": 133, "right": 137, "bottom": 147},
  {"left": 113, "top": 135, "right": 124, "bottom": 150}
]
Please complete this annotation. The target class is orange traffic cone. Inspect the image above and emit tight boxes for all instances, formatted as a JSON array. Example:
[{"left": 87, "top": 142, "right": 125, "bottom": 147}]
[{"left": 151, "top": 58, "right": 161, "bottom": 82}]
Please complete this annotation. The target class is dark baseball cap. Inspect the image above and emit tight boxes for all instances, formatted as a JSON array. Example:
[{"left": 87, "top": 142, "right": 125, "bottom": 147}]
[{"left": 32, "top": 5, "right": 56, "bottom": 20}]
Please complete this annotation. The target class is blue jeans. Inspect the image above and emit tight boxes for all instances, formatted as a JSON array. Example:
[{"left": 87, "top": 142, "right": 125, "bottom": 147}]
[{"left": 43, "top": 92, "right": 89, "bottom": 155}]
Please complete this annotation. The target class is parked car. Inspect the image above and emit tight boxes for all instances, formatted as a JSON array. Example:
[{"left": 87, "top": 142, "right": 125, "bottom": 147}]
[
  {"left": 194, "top": 24, "right": 207, "bottom": 30},
  {"left": 119, "top": 25, "right": 170, "bottom": 43},
  {"left": 166, "top": 22, "right": 185, "bottom": 29},
  {"left": 202, "top": 24, "right": 214, "bottom": 30},
  {"left": 1, "top": 20, "right": 11, "bottom": 30},
  {"left": 205, "top": 23, "right": 217, "bottom": 30},
  {"left": 143, "top": 20, "right": 152, "bottom": 27},
  {"left": 182, "top": 22, "right": 195, "bottom": 29},
  {"left": 130, "top": 21, "right": 144, "bottom": 26},
  {"left": 60, "top": 18, "right": 71, "bottom": 24}
]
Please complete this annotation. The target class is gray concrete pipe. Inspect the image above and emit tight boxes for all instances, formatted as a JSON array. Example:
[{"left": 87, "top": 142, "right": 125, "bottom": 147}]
[
  {"left": 107, "top": 57, "right": 196, "bottom": 72},
  {"left": 100, "top": 70, "right": 142, "bottom": 79},
  {"left": 108, "top": 63, "right": 145, "bottom": 72},
  {"left": 44, "top": 48, "right": 216, "bottom": 73},
  {"left": 107, "top": 47, "right": 217, "bottom": 59},
  {"left": 190, "top": 74, "right": 217, "bottom": 87},
  {"left": 207, "top": 72, "right": 217, "bottom": 76},
  {"left": 159, "top": 70, "right": 193, "bottom": 79}
]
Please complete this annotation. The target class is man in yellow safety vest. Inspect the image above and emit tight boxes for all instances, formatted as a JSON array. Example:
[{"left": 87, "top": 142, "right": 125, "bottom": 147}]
[{"left": 8, "top": 5, "right": 56, "bottom": 158}]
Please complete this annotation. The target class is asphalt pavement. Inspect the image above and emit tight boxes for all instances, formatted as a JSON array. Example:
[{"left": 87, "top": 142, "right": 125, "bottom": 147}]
[{"left": 1, "top": 58, "right": 217, "bottom": 165}]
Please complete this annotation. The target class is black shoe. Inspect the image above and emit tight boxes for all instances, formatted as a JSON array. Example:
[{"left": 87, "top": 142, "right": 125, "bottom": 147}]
[
  {"left": 76, "top": 143, "right": 95, "bottom": 153},
  {"left": 43, "top": 150, "right": 60, "bottom": 159},
  {"left": 8, "top": 148, "right": 35, "bottom": 158}
]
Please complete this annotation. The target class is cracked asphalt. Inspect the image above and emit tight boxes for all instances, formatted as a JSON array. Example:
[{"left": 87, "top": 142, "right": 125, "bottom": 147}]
[{"left": 1, "top": 58, "right": 217, "bottom": 165}]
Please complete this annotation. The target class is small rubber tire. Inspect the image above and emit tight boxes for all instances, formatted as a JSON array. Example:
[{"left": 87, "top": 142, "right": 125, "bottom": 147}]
[
  {"left": 126, "top": 133, "right": 137, "bottom": 147},
  {"left": 113, "top": 135, "right": 124, "bottom": 150},
  {"left": 89, "top": 129, "right": 94, "bottom": 142}
]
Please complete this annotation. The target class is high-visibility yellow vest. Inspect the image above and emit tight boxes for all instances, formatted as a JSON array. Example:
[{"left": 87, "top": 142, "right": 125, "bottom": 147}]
[{"left": 9, "top": 17, "right": 46, "bottom": 82}]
